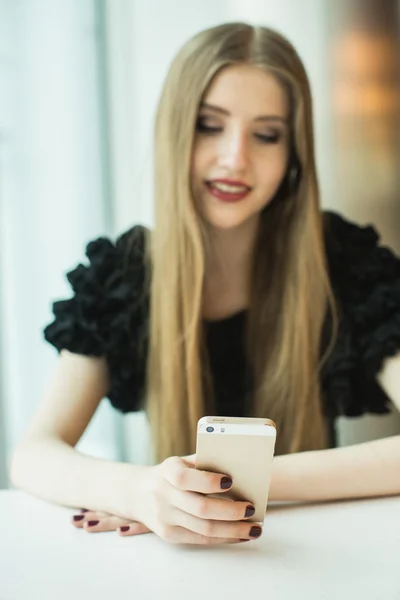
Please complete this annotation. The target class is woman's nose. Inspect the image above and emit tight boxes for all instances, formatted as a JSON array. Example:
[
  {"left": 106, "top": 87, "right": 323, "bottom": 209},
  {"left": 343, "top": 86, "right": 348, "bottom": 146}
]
[{"left": 218, "top": 130, "right": 249, "bottom": 172}]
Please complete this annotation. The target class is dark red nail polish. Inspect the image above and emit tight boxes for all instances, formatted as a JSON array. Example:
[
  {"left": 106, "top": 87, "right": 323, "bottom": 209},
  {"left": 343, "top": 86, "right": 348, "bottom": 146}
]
[
  {"left": 80, "top": 509, "right": 89, "bottom": 513},
  {"left": 87, "top": 520, "right": 99, "bottom": 527},
  {"left": 245, "top": 505, "right": 255, "bottom": 518},
  {"left": 73, "top": 515, "right": 84, "bottom": 522},
  {"left": 220, "top": 476, "right": 233, "bottom": 489},
  {"left": 249, "top": 526, "right": 262, "bottom": 538},
  {"left": 120, "top": 526, "right": 130, "bottom": 533},
  {"left": 239, "top": 539, "right": 250, "bottom": 542}
]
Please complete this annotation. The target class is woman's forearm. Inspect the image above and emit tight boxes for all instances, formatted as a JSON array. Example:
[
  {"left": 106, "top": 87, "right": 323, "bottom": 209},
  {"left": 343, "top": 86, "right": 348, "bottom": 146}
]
[
  {"left": 270, "top": 434, "right": 400, "bottom": 502},
  {"left": 9, "top": 437, "right": 147, "bottom": 519}
]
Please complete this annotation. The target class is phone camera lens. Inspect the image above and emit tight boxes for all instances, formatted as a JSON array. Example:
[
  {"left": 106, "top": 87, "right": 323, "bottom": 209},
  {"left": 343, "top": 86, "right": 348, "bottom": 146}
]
[{"left": 206, "top": 426, "right": 214, "bottom": 433}]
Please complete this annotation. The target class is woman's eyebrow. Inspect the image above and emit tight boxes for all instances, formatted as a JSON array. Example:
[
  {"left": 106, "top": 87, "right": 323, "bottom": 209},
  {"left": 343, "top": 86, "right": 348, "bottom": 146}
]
[{"left": 200, "top": 102, "right": 288, "bottom": 125}]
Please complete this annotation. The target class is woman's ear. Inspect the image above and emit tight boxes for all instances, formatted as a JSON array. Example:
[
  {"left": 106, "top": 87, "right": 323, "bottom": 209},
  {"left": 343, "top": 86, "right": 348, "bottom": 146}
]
[
  {"left": 265, "top": 156, "right": 301, "bottom": 211},
  {"left": 286, "top": 144, "right": 302, "bottom": 193}
]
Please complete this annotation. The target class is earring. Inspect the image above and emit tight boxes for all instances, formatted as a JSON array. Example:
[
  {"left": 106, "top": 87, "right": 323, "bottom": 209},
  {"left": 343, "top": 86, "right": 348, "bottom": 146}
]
[{"left": 288, "top": 166, "right": 300, "bottom": 192}]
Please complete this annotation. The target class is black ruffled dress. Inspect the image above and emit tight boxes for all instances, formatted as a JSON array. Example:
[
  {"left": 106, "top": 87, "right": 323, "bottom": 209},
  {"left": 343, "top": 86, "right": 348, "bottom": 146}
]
[{"left": 43, "top": 211, "right": 400, "bottom": 447}]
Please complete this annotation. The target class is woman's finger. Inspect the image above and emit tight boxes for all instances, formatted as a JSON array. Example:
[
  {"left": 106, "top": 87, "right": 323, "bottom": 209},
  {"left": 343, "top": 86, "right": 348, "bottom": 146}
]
[
  {"left": 162, "top": 456, "right": 232, "bottom": 494},
  {"left": 181, "top": 454, "right": 196, "bottom": 467},
  {"left": 71, "top": 510, "right": 132, "bottom": 532},
  {"left": 71, "top": 510, "right": 109, "bottom": 529},
  {"left": 117, "top": 522, "right": 152, "bottom": 536},
  {"left": 157, "top": 524, "right": 244, "bottom": 545},
  {"left": 169, "top": 486, "right": 254, "bottom": 522},
  {"left": 171, "top": 507, "right": 263, "bottom": 541},
  {"left": 82, "top": 514, "right": 133, "bottom": 533}
]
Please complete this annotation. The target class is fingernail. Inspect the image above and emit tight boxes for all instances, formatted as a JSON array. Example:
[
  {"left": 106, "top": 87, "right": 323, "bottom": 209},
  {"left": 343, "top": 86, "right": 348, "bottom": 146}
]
[
  {"left": 80, "top": 509, "right": 89, "bottom": 513},
  {"left": 249, "top": 526, "right": 262, "bottom": 538},
  {"left": 119, "top": 526, "right": 130, "bottom": 533},
  {"left": 245, "top": 505, "right": 255, "bottom": 518},
  {"left": 220, "top": 476, "right": 233, "bottom": 489},
  {"left": 73, "top": 515, "right": 85, "bottom": 522},
  {"left": 239, "top": 539, "right": 250, "bottom": 542},
  {"left": 87, "top": 520, "right": 99, "bottom": 527}
]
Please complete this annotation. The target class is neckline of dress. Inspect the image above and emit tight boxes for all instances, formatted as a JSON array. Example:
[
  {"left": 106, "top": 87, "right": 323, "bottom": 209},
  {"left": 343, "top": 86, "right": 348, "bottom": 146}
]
[{"left": 203, "top": 309, "right": 247, "bottom": 326}]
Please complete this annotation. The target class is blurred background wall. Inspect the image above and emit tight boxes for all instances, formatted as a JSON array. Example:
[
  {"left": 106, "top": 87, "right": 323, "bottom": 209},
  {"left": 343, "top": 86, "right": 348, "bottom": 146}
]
[
  {"left": 327, "top": 0, "right": 400, "bottom": 445},
  {"left": 0, "top": 0, "right": 123, "bottom": 488},
  {"left": 0, "top": 0, "right": 399, "bottom": 485}
]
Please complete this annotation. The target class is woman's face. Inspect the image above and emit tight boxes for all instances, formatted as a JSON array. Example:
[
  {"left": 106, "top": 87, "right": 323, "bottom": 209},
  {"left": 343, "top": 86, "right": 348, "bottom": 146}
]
[{"left": 191, "top": 64, "right": 290, "bottom": 231}]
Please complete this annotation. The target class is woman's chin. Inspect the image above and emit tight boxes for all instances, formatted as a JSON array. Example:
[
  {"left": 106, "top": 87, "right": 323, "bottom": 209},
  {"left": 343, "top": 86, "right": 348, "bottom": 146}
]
[{"left": 202, "top": 209, "right": 260, "bottom": 232}]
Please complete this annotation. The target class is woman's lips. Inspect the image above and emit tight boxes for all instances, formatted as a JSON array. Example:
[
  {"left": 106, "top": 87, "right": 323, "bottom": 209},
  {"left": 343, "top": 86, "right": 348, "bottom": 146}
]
[{"left": 205, "top": 181, "right": 251, "bottom": 203}]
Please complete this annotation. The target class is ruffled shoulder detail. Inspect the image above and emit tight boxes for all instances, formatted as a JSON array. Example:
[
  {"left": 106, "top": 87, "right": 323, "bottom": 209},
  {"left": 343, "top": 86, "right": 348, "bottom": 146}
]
[
  {"left": 43, "top": 225, "right": 150, "bottom": 413},
  {"left": 321, "top": 211, "right": 400, "bottom": 419}
]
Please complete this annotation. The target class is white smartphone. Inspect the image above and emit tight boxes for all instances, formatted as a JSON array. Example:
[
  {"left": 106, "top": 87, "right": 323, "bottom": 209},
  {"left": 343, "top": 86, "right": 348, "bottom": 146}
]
[{"left": 195, "top": 416, "right": 277, "bottom": 523}]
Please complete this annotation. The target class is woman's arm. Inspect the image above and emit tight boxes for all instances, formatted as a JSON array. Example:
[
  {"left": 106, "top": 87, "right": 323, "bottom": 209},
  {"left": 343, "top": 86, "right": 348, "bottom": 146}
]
[
  {"left": 270, "top": 434, "right": 400, "bottom": 502},
  {"left": 11, "top": 435, "right": 147, "bottom": 518},
  {"left": 11, "top": 351, "right": 260, "bottom": 546},
  {"left": 270, "top": 353, "right": 400, "bottom": 502},
  {"left": 9, "top": 350, "right": 147, "bottom": 519}
]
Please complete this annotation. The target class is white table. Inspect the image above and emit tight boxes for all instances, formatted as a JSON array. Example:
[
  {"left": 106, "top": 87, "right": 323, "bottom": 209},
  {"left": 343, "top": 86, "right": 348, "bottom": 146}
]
[{"left": 0, "top": 490, "right": 399, "bottom": 600}]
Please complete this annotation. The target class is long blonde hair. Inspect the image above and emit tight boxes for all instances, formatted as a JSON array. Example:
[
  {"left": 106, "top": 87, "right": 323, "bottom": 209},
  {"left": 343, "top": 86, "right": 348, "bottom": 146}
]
[{"left": 145, "top": 22, "right": 337, "bottom": 462}]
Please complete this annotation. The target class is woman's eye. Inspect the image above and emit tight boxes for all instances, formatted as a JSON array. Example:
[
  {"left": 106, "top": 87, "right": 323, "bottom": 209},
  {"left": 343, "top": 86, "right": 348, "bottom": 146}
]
[
  {"left": 255, "top": 133, "right": 281, "bottom": 144},
  {"left": 196, "top": 118, "right": 222, "bottom": 134},
  {"left": 195, "top": 118, "right": 282, "bottom": 143}
]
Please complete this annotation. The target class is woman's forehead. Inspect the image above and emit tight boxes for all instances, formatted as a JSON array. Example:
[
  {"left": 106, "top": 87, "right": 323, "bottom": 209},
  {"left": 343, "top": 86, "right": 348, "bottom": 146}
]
[{"left": 202, "top": 64, "right": 290, "bottom": 121}]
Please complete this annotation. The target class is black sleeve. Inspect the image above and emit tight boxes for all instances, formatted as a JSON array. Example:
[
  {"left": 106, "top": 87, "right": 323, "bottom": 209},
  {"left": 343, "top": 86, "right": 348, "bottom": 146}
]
[
  {"left": 322, "top": 211, "right": 400, "bottom": 418},
  {"left": 43, "top": 225, "right": 149, "bottom": 413}
]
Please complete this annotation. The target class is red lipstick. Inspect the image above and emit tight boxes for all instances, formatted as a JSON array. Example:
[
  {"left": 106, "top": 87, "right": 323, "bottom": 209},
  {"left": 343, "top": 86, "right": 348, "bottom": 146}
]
[{"left": 206, "top": 179, "right": 252, "bottom": 203}]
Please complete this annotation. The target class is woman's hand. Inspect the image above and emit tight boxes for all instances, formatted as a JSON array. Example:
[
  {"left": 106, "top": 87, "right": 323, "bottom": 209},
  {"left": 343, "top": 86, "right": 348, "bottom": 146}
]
[
  {"left": 71, "top": 509, "right": 151, "bottom": 537},
  {"left": 132, "top": 454, "right": 262, "bottom": 545}
]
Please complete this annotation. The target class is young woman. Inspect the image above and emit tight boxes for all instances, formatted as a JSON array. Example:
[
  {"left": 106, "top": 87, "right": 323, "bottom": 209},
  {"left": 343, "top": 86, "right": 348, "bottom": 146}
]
[{"left": 10, "top": 22, "right": 400, "bottom": 545}]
